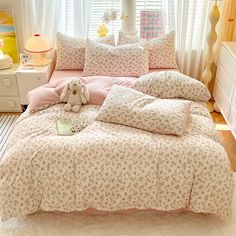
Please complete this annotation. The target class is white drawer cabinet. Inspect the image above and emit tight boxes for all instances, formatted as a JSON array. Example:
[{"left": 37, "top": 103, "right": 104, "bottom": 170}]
[
  {"left": 16, "top": 62, "right": 54, "bottom": 105},
  {"left": 214, "top": 42, "right": 236, "bottom": 139},
  {"left": 214, "top": 80, "right": 231, "bottom": 118},
  {"left": 0, "top": 96, "right": 21, "bottom": 112},
  {"left": 0, "top": 65, "right": 22, "bottom": 112}
]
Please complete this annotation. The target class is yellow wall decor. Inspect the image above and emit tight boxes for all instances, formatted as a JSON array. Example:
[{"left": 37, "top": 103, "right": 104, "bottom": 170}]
[{"left": 0, "top": 9, "right": 18, "bottom": 62}]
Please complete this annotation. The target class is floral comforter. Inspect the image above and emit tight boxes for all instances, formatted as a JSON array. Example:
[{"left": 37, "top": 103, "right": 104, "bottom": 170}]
[{"left": 0, "top": 101, "right": 234, "bottom": 220}]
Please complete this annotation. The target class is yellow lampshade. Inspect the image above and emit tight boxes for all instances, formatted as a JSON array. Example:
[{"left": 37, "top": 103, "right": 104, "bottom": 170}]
[{"left": 25, "top": 34, "right": 52, "bottom": 53}]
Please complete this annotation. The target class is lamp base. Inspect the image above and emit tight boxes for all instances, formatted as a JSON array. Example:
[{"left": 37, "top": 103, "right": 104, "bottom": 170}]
[{"left": 32, "top": 53, "right": 50, "bottom": 67}]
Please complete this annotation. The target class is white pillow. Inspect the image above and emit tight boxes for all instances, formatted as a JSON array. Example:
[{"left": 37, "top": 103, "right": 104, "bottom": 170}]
[
  {"left": 117, "top": 31, "right": 178, "bottom": 69},
  {"left": 55, "top": 33, "right": 115, "bottom": 70},
  {"left": 83, "top": 40, "right": 149, "bottom": 77}
]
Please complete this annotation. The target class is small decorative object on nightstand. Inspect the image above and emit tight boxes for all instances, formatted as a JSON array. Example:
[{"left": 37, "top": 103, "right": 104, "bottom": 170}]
[
  {"left": 16, "top": 61, "right": 54, "bottom": 105},
  {"left": 0, "top": 64, "right": 22, "bottom": 112}
]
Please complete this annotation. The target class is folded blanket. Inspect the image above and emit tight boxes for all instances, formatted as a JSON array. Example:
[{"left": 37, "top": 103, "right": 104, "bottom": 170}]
[{"left": 97, "top": 85, "right": 191, "bottom": 136}]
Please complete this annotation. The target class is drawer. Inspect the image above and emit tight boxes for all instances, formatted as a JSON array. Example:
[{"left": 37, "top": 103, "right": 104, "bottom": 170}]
[
  {"left": 220, "top": 45, "right": 236, "bottom": 83},
  {"left": 0, "top": 74, "right": 19, "bottom": 96},
  {"left": 216, "top": 62, "right": 234, "bottom": 99},
  {"left": 228, "top": 106, "right": 236, "bottom": 139},
  {"left": 213, "top": 80, "right": 231, "bottom": 119},
  {"left": 232, "top": 86, "right": 236, "bottom": 107},
  {"left": 0, "top": 96, "right": 22, "bottom": 112},
  {"left": 16, "top": 73, "right": 48, "bottom": 104}
]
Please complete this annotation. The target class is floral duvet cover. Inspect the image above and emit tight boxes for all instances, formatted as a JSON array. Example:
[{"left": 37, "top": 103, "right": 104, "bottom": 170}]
[{"left": 0, "top": 101, "right": 234, "bottom": 220}]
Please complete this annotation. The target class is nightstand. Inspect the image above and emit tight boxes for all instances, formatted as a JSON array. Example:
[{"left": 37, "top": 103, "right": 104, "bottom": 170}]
[
  {"left": 16, "top": 62, "right": 54, "bottom": 105},
  {"left": 0, "top": 64, "right": 22, "bottom": 112}
]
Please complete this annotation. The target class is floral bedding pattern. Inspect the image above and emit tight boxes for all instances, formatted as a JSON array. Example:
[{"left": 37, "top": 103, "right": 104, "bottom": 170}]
[
  {"left": 97, "top": 85, "right": 191, "bottom": 136},
  {"left": 132, "top": 71, "right": 211, "bottom": 102},
  {"left": 117, "top": 31, "right": 178, "bottom": 69},
  {"left": 56, "top": 33, "right": 115, "bottom": 70},
  {"left": 0, "top": 100, "right": 234, "bottom": 220},
  {"left": 148, "top": 31, "right": 178, "bottom": 69},
  {"left": 83, "top": 40, "right": 149, "bottom": 77}
]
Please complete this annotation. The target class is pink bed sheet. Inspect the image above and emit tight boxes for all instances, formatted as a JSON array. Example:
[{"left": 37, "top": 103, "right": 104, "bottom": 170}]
[
  {"left": 50, "top": 68, "right": 178, "bottom": 82},
  {"left": 27, "top": 69, "right": 178, "bottom": 113}
]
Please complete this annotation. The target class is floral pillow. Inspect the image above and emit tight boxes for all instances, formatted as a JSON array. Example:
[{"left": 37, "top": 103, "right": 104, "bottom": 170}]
[
  {"left": 132, "top": 70, "right": 211, "bottom": 102},
  {"left": 55, "top": 33, "right": 115, "bottom": 70},
  {"left": 117, "top": 31, "right": 178, "bottom": 69},
  {"left": 97, "top": 85, "right": 191, "bottom": 136},
  {"left": 83, "top": 40, "right": 149, "bottom": 77},
  {"left": 148, "top": 31, "right": 177, "bottom": 69}
]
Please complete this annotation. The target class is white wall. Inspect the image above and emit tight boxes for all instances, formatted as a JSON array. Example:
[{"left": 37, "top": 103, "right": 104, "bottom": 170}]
[{"left": 0, "top": 0, "right": 24, "bottom": 53}]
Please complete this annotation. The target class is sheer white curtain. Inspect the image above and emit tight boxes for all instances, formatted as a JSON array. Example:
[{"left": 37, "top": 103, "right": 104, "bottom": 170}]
[
  {"left": 161, "top": 0, "right": 210, "bottom": 79},
  {"left": 136, "top": 0, "right": 211, "bottom": 79},
  {"left": 21, "top": 0, "right": 35, "bottom": 44},
  {"left": 21, "top": 0, "right": 92, "bottom": 44}
]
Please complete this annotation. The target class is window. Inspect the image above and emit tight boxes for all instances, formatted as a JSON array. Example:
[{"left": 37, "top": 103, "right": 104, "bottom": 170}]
[
  {"left": 89, "top": 0, "right": 121, "bottom": 38},
  {"left": 89, "top": 0, "right": 162, "bottom": 38},
  {"left": 31, "top": 0, "right": 207, "bottom": 49}
]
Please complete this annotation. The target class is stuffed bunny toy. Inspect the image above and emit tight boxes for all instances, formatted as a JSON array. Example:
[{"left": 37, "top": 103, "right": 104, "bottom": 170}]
[{"left": 60, "top": 79, "right": 89, "bottom": 112}]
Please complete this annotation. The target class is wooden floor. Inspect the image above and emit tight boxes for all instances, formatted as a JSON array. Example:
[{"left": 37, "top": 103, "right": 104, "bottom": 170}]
[{"left": 211, "top": 112, "right": 236, "bottom": 172}]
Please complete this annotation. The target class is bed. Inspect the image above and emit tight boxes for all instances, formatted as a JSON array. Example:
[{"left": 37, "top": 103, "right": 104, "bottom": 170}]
[{"left": 0, "top": 68, "right": 234, "bottom": 221}]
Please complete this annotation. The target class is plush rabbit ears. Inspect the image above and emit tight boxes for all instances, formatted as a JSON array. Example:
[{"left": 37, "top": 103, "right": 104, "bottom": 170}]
[
  {"left": 80, "top": 84, "right": 89, "bottom": 104},
  {"left": 60, "top": 83, "right": 70, "bottom": 102}
]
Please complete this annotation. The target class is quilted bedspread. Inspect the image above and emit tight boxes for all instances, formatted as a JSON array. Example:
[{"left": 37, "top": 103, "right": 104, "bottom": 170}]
[{"left": 0, "top": 102, "right": 234, "bottom": 220}]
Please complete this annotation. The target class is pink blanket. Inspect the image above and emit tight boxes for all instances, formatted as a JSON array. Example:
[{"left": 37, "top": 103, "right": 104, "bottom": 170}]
[{"left": 27, "top": 76, "right": 136, "bottom": 113}]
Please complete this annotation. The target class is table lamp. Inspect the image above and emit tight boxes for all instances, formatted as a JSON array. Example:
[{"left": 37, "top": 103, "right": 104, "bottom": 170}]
[{"left": 25, "top": 34, "right": 52, "bottom": 67}]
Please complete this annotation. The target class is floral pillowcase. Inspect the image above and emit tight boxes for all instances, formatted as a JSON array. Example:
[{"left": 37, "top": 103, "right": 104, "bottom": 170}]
[
  {"left": 55, "top": 32, "right": 115, "bottom": 70},
  {"left": 117, "top": 31, "right": 178, "bottom": 69},
  {"left": 132, "top": 70, "right": 211, "bottom": 102},
  {"left": 83, "top": 39, "right": 149, "bottom": 77},
  {"left": 97, "top": 85, "right": 191, "bottom": 136}
]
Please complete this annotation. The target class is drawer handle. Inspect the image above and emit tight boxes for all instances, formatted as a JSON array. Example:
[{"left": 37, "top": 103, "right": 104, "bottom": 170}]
[
  {"left": 2, "top": 78, "right": 12, "bottom": 87},
  {"left": 37, "top": 77, "right": 41, "bottom": 80},
  {"left": 7, "top": 101, "right": 16, "bottom": 108}
]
